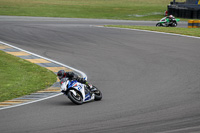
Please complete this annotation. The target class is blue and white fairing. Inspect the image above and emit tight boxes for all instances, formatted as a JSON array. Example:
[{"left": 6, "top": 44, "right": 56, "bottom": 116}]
[{"left": 60, "top": 78, "right": 95, "bottom": 102}]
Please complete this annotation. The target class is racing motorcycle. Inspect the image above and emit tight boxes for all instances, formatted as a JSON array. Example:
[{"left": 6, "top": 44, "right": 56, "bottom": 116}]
[
  {"left": 60, "top": 78, "right": 102, "bottom": 105},
  {"left": 156, "top": 17, "right": 180, "bottom": 27}
]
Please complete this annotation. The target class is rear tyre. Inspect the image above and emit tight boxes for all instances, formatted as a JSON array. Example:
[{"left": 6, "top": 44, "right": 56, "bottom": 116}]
[
  {"left": 156, "top": 23, "right": 161, "bottom": 27},
  {"left": 68, "top": 90, "right": 83, "bottom": 105},
  {"left": 156, "top": 23, "right": 165, "bottom": 27}
]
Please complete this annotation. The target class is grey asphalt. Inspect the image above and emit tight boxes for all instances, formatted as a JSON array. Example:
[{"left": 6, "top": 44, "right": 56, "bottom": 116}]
[{"left": 0, "top": 16, "right": 200, "bottom": 133}]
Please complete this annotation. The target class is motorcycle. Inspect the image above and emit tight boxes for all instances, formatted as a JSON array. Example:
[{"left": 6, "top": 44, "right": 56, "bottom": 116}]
[
  {"left": 156, "top": 17, "right": 180, "bottom": 27},
  {"left": 60, "top": 78, "right": 102, "bottom": 105}
]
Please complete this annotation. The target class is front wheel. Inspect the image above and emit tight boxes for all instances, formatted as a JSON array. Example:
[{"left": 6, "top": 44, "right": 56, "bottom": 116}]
[
  {"left": 67, "top": 90, "right": 83, "bottom": 105},
  {"left": 92, "top": 86, "right": 102, "bottom": 101},
  {"left": 172, "top": 22, "right": 177, "bottom": 27}
]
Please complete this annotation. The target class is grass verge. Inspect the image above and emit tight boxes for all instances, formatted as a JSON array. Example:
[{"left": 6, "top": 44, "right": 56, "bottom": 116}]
[
  {"left": 0, "top": 50, "right": 57, "bottom": 102},
  {"left": 0, "top": 0, "right": 184, "bottom": 20},
  {"left": 105, "top": 25, "right": 200, "bottom": 37}
]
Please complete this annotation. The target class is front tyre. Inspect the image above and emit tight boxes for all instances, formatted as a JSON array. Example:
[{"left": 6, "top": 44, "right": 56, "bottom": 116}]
[
  {"left": 172, "top": 22, "right": 177, "bottom": 27},
  {"left": 92, "top": 86, "right": 102, "bottom": 101},
  {"left": 68, "top": 90, "right": 83, "bottom": 105}
]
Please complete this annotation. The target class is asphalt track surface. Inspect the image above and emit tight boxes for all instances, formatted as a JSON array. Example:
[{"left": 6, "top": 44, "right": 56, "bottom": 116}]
[{"left": 0, "top": 16, "right": 200, "bottom": 133}]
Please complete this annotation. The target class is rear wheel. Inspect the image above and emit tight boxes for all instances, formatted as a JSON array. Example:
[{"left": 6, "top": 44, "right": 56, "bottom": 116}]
[
  {"left": 156, "top": 23, "right": 163, "bottom": 27},
  {"left": 68, "top": 90, "right": 83, "bottom": 105},
  {"left": 156, "top": 23, "right": 161, "bottom": 27}
]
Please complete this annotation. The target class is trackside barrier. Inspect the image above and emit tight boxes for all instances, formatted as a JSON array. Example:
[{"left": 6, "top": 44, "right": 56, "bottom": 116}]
[
  {"left": 194, "top": 20, "right": 200, "bottom": 28},
  {"left": 188, "top": 20, "right": 200, "bottom": 28},
  {"left": 188, "top": 20, "right": 194, "bottom": 28}
]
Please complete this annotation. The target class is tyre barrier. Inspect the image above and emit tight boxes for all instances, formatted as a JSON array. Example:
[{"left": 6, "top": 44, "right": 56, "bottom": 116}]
[
  {"left": 168, "top": 4, "right": 200, "bottom": 19},
  {"left": 188, "top": 20, "right": 200, "bottom": 28}
]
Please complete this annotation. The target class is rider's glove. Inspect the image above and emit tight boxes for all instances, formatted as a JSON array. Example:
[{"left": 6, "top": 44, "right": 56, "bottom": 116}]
[{"left": 77, "top": 78, "right": 87, "bottom": 84}]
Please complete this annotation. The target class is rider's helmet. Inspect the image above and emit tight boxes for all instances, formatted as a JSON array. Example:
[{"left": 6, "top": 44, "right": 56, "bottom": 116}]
[
  {"left": 57, "top": 70, "right": 66, "bottom": 80},
  {"left": 169, "top": 15, "right": 174, "bottom": 18}
]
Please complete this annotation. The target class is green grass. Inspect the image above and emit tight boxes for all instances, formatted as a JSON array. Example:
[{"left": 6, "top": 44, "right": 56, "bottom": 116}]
[
  {"left": 0, "top": 0, "right": 185, "bottom": 20},
  {"left": 0, "top": 50, "right": 57, "bottom": 102},
  {"left": 105, "top": 25, "right": 200, "bottom": 37}
]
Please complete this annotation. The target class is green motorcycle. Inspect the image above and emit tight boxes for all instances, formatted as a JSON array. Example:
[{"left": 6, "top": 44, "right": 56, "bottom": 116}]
[{"left": 156, "top": 17, "right": 180, "bottom": 27}]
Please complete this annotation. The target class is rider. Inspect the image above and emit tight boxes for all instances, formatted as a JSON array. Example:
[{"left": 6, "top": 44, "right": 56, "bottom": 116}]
[
  {"left": 166, "top": 15, "right": 175, "bottom": 24},
  {"left": 57, "top": 70, "right": 94, "bottom": 91}
]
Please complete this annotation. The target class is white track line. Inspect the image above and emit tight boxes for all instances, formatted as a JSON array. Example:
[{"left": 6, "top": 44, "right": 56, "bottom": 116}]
[
  {"left": 156, "top": 125, "right": 200, "bottom": 133},
  {"left": 96, "top": 26, "right": 200, "bottom": 40},
  {"left": 0, "top": 40, "right": 87, "bottom": 111},
  {"left": 0, "top": 41, "right": 87, "bottom": 80},
  {"left": 0, "top": 93, "right": 62, "bottom": 111}
]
